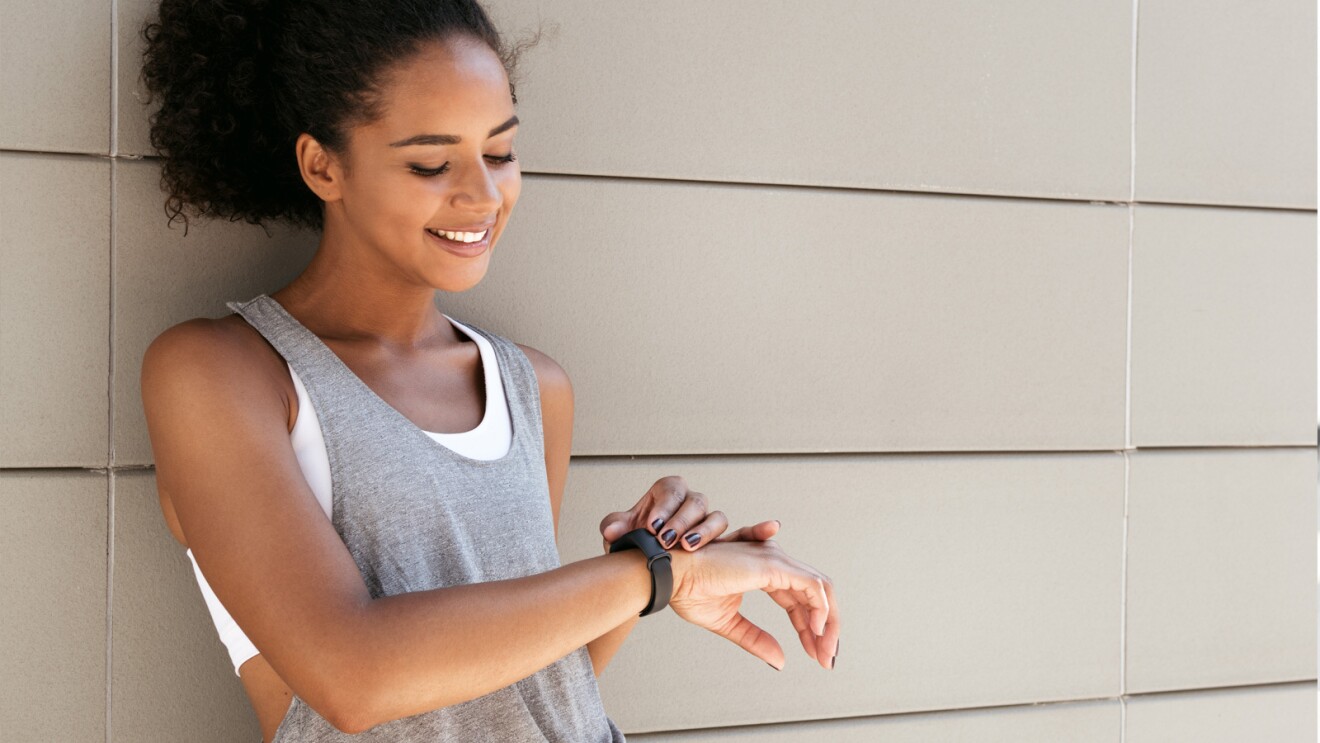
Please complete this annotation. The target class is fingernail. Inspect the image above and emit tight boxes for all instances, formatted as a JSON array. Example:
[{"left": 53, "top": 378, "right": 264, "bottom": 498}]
[
  {"left": 650, "top": 518, "right": 664, "bottom": 531},
  {"left": 661, "top": 529, "right": 677, "bottom": 547},
  {"left": 774, "top": 520, "right": 781, "bottom": 528},
  {"left": 766, "top": 661, "right": 782, "bottom": 671},
  {"left": 831, "top": 638, "right": 839, "bottom": 670},
  {"left": 684, "top": 533, "right": 701, "bottom": 547}
]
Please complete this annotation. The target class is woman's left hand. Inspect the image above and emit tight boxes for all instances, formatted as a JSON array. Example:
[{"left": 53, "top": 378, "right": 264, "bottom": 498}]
[{"left": 599, "top": 475, "right": 779, "bottom": 554}]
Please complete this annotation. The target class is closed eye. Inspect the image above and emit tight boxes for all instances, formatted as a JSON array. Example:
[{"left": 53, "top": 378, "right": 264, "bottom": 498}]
[{"left": 409, "top": 153, "right": 518, "bottom": 177}]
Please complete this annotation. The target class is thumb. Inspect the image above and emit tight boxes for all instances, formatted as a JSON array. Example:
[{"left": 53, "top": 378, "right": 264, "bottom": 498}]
[
  {"left": 752, "top": 519, "right": 781, "bottom": 540},
  {"left": 714, "top": 519, "right": 781, "bottom": 544},
  {"left": 600, "top": 512, "right": 632, "bottom": 542},
  {"left": 715, "top": 612, "right": 786, "bottom": 671}
]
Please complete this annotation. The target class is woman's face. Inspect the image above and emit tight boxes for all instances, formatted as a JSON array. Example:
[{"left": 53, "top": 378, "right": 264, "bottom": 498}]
[{"left": 328, "top": 35, "right": 522, "bottom": 293}]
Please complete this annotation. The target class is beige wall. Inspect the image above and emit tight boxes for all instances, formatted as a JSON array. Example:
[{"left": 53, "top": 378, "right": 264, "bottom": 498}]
[{"left": 1, "top": 0, "right": 1316, "bottom": 740}]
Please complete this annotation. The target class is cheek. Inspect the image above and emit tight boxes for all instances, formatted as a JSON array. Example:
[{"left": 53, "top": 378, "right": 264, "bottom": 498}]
[
  {"left": 499, "top": 170, "right": 522, "bottom": 211},
  {"left": 361, "top": 172, "right": 439, "bottom": 229},
  {"left": 343, "top": 170, "right": 393, "bottom": 211}
]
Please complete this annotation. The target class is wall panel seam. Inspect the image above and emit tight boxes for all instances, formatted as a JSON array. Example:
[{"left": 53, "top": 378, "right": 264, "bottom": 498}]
[
  {"left": 0, "top": 148, "right": 1315, "bottom": 213},
  {"left": 109, "top": 160, "right": 117, "bottom": 468},
  {"left": 1129, "top": 201, "right": 1140, "bottom": 453},
  {"left": 6, "top": 446, "right": 1320, "bottom": 475},
  {"left": 105, "top": 472, "right": 114, "bottom": 743},
  {"left": 106, "top": 0, "right": 118, "bottom": 699},
  {"left": 106, "top": 142, "right": 117, "bottom": 741},
  {"left": 110, "top": 0, "right": 119, "bottom": 157},
  {"left": 1124, "top": 451, "right": 1135, "bottom": 707},
  {"left": 1129, "top": 0, "right": 1139, "bottom": 205}
]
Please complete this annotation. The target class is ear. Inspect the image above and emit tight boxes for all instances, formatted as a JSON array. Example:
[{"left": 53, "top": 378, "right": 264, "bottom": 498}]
[{"left": 294, "top": 132, "right": 345, "bottom": 204}]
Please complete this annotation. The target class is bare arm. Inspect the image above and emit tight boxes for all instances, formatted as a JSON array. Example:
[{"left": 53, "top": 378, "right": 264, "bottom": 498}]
[
  {"left": 142, "top": 322, "right": 671, "bottom": 734},
  {"left": 586, "top": 615, "right": 641, "bottom": 676},
  {"left": 357, "top": 549, "right": 660, "bottom": 726},
  {"left": 519, "top": 342, "right": 641, "bottom": 677}
]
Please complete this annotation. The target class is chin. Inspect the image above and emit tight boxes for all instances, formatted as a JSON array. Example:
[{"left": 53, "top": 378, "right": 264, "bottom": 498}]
[{"left": 430, "top": 263, "right": 489, "bottom": 293}]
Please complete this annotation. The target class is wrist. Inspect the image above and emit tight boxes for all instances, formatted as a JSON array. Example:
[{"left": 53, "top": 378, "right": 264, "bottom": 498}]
[
  {"left": 667, "top": 546, "right": 692, "bottom": 597},
  {"left": 608, "top": 528, "right": 676, "bottom": 616},
  {"left": 609, "top": 548, "right": 653, "bottom": 616}
]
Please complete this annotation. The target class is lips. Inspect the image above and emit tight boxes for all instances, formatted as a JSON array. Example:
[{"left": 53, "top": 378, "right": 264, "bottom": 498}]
[
  {"left": 425, "top": 225, "right": 492, "bottom": 257},
  {"left": 425, "top": 226, "right": 488, "bottom": 242},
  {"left": 427, "top": 220, "right": 496, "bottom": 233}
]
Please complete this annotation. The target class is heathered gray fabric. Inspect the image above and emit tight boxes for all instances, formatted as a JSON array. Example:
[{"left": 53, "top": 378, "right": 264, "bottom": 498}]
[{"left": 226, "top": 294, "right": 626, "bottom": 742}]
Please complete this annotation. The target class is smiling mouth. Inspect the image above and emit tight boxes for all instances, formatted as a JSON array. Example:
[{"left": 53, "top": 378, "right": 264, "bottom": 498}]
[
  {"left": 425, "top": 227, "right": 489, "bottom": 243},
  {"left": 424, "top": 225, "right": 492, "bottom": 256}
]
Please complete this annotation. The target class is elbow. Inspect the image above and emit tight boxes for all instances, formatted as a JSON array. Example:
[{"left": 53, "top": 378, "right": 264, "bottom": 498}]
[
  {"left": 331, "top": 709, "right": 371, "bottom": 736},
  {"left": 322, "top": 644, "right": 382, "bottom": 735},
  {"left": 275, "top": 667, "right": 372, "bottom": 734},
  {"left": 295, "top": 630, "right": 378, "bottom": 734},
  {"left": 323, "top": 671, "right": 374, "bottom": 734},
  {"left": 320, "top": 616, "right": 396, "bottom": 734}
]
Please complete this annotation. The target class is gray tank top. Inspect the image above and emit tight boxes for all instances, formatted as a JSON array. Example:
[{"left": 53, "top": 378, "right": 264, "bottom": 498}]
[{"left": 225, "top": 294, "right": 627, "bottom": 742}]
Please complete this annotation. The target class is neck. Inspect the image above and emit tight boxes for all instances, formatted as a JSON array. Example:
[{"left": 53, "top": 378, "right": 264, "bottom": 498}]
[{"left": 270, "top": 232, "right": 459, "bottom": 353}]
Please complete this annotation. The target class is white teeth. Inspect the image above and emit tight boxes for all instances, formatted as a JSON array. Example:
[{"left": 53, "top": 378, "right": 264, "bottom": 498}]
[{"left": 428, "top": 228, "right": 487, "bottom": 243}]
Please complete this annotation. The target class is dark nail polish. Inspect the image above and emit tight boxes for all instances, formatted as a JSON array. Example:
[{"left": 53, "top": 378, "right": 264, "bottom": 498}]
[
  {"left": 650, "top": 518, "right": 664, "bottom": 531},
  {"left": 661, "top": 529, "right": 677, "bottom": 546},
  {"left": 831, "top": 638, "right": 839, "bottom": 669},
  {"left": 684, "top": 533, "right": 700, "bottom": 547}
]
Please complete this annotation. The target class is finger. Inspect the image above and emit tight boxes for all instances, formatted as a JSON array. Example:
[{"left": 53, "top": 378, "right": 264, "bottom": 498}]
[
  {"left": 676, "top": 510, "right": 728, "bottom": 551},
  {"left": 766, "top": 588, "right": 819, "bottom": 664},
  {"left": 812, "top": 578, "right": 830, "bottom": 638},
  {"left": 643, "top": 479, "right": 689, "bottom": 537},
  {"left": 599, "top": 510, "right": 637, "bottom": 543},
  {"left": 654, "top": 490, "right": 709, "bottom": 549},
  {"left": 793, "top": 574, "right": 837, "bottom": 669},
  {"left": 776, "top": 587, "right": 824, "bottom": 663},
  {"left": 713, "top": 519, "right": 778, "bottom": 543},
  {"left": 714, "top": 611, "right": 786, "bottom": 671},
  {"left": 766, "top": 561, "right": 830, "bottom": 637},
  {"left": 813, "top": 575, "right": 840, "bottom": 670}
]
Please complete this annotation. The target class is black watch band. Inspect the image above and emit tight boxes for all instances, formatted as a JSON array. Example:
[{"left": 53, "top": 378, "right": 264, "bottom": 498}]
[{"left": 608, "top": 528, "right": 673, "bottom": 616}]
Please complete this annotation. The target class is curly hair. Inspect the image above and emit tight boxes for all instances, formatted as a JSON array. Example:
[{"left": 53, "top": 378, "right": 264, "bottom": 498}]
[{"left": 140, "top": 0, "right": 544, "bottom": 234}]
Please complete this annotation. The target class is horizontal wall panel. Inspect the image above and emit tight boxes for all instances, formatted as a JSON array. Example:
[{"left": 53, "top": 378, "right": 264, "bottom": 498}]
[
  {"left": 0, "top": 153, "right": 110, "bottom": 467},
  {"left": 1125, "top": 682, "right": 1316, "bottom": 743},
  {"left": 111, "top": 470, "right": 260, "bottom": 742},
  {"left": 0, "top": 471, "right": 107, "bottom": 741},
  {"left": 442, "top": 175, "right": 1129, "bottom": 456},
  {"left": 111, "top": 159, "right": 319, "bottom": 466},
  {"left": 117, "top": 1, "right": 1132, "bottom": 202},
  {"left": 0, "top": 1, "right": 110, "bottom": 153},
  {"left": 1130, "top": 204, "right": 1316, "bottom": 447},
  {"left": 484, "top": 0, "right": 1131, "bottom": 200},
  {"left": 1135, "top": 0, "right": 1316, "bottom": 208},
  {"left": 627, "top": 698, "right": 1119, "bottom": 743},
  {"left": 554, "top": 453, "right": 1124, "bottom": 732},
  {"left": 1125, "top": 449, "right": 1317, "bottom": 693}
]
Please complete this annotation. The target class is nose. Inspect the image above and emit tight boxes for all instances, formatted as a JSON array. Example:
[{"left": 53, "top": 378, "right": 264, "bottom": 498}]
[{"left": 450, "top": 155, "right": 502, "bottom": 214}]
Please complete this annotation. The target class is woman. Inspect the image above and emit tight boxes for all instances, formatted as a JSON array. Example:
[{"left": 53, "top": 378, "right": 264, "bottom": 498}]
[{"left": 137, "top": 1, "right": 840, "bottom": 740}]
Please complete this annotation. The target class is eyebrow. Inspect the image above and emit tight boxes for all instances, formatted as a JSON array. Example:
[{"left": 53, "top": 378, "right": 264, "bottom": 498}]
[{"left": 387, "top": 115, "right": 519, "bottom": 147}]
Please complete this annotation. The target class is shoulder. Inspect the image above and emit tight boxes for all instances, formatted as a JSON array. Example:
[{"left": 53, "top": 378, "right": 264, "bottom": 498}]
[
  {"left": 450, "top": 317, "right": 572, "bottom": 402},
  {"left": 141, "top": 313, "right": 296, "bottom": 431},
  {"left": 514, "top": 342, "right": 573, "bottom": 406}
]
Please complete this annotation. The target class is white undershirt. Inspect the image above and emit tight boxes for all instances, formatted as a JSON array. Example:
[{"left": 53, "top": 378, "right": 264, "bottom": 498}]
[{"left": 184, "top": 314, "right": 512, "bottom": 676}]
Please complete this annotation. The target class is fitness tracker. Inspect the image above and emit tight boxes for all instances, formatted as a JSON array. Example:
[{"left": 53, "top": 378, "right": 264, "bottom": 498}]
[{"left": 608, "top": 528, "right": 673, "bottom": 616}]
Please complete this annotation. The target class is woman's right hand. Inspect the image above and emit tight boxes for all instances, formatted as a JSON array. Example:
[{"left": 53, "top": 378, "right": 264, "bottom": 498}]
[{"left": 665, "top": 539, "right": 839, "bottom": 671}]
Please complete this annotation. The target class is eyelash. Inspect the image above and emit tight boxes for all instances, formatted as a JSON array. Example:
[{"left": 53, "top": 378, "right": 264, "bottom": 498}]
[{"left": 409, "top": 153, "right": 517, "bottom": 177}]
